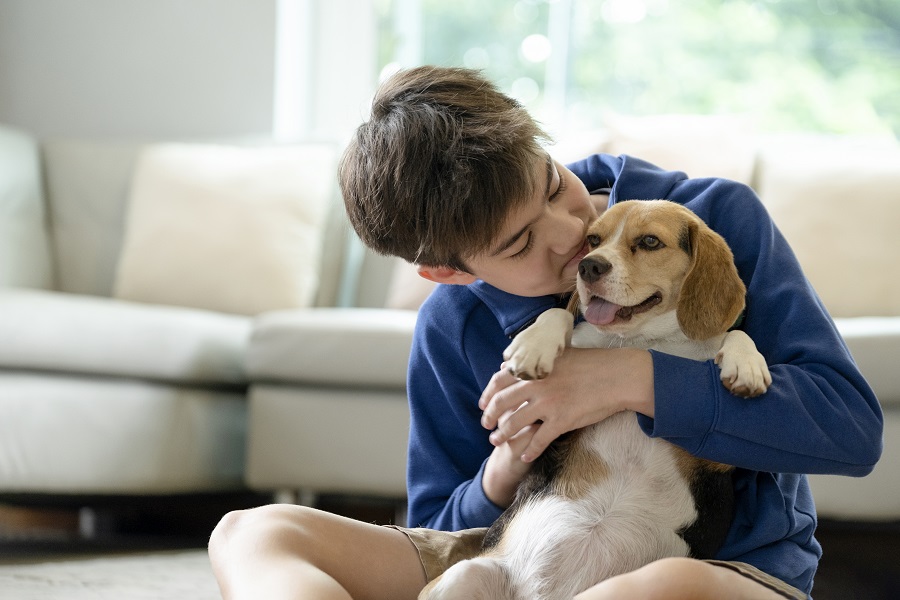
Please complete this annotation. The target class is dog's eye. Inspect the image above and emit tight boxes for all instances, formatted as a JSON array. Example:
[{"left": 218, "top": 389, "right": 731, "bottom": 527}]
[
  {"left": 639, "top": 235, "right": 662, "bottom": 250},
  {"left": 587, "top": 234, "right": 601, "bottom": 248}
]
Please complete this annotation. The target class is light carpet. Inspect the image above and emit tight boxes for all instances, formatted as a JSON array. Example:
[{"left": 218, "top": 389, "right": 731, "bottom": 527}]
[{"left": 0, "top": 549, "right": 220, "bottom": 599}]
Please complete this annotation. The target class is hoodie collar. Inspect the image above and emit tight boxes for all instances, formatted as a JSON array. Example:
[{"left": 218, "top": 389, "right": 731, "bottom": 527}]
[
  {"left": 467, "top": 280, "right": 566, "bottom": 338},
  {"left": 567, "top": 153, "right": 687, "bottom": 206}
]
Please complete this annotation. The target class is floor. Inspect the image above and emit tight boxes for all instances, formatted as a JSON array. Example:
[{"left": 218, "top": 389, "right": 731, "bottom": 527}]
[
  {"left": 1, "top": 496, "right": 898, "bottom": 599},
  {"left": 813, "top": 519, "right": 900, "bottom": 600}
]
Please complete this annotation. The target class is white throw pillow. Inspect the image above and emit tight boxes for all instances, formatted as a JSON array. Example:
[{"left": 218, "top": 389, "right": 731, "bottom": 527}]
[
  {"left": 603, "top": 113, "right": 758, "bottom": 185},
  {"left": 756, "top": 135, "right": 900, "bottom": 318},
  {"left": 114, "top": 143, "right": 336, "bottom": 315},
  {"left": 385, "top": 259, "right": 437, "bottom": 311}
]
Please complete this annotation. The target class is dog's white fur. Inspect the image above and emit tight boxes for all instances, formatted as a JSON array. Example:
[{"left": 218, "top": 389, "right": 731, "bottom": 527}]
[{"left": 420, "top": 201, "right": 771, "bottom": 600}]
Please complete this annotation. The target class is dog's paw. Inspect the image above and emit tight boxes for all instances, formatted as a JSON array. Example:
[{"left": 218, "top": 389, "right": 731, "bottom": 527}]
[
  {"left": 502, "top": 308, "right": 573, "bottom": 380},
  {"left": 715, "top": 331, "right": 772, "bottom": 398},
  {"left": 504, "top": 335, "right": 559, "bottom": 380},
  {"left": 717, "top": 350, "right": 772, "bottom": 398}
]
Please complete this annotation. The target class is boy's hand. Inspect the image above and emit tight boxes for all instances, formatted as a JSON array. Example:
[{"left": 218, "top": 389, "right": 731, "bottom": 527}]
[
  {"left": 481, "top": 424, "right": 538, "bottom": 508},
  {"left": 479, "top": 347, "right": 654, "bottom": 463}
]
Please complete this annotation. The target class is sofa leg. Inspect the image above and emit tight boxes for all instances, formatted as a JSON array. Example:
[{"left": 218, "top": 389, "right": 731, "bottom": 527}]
[
  {"left": 273, "top": 489, "right": 318, "bottom": 507},
  {"left": 298, "top": 489, "right": 318, "bottom": 507},
  {"left": 394, "top": 500, "right": 408, "bottom": 527},
  {"left": 78, "top": 507, "right": 98, "bottom": 539}
]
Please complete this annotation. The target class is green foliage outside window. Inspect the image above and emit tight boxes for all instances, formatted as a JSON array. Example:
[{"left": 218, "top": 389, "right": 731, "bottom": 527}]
[{"left": 378, "top": 0, "right": 900, "bottom": 137}]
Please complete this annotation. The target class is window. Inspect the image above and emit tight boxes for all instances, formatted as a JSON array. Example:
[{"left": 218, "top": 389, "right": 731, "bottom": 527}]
[{"left": 377, "top": 0, "right": 900, "bottom": 137}]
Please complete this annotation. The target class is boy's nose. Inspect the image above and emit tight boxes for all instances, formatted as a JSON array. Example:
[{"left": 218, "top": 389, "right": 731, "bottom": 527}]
[{"left": 548, "top": 211, "right": 585, "bottom": 254}]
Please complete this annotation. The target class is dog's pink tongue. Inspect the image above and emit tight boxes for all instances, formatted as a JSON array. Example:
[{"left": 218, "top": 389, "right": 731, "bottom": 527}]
[{"left": 584, "top": 298, "right": 622, "bottom": 326}]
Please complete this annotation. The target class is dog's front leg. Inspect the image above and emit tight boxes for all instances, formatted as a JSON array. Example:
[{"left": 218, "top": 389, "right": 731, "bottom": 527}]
[
  {"left": 503, "top": 308, "right": 574, "bottom": 380},
  {"left": 715, "top": 330, "right": 772, "bottom": 398}
]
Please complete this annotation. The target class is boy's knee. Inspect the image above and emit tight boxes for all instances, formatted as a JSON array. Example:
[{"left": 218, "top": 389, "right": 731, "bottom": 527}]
[
  {"left": 209, "top": 507, "right": 256, "bottom": 557},
  {"left": 640, "top": 556, "right": 704, "bottom": 578},
  {"left": 631, "top": 558, "right": 707, "bottom": 597},
  {"left": 209, "top": 504, "right": 317, "bottom": 556},
  {"left": 209, "top": 507, "right": 247, "bottom": 547},
  {"left": 577, "top": 558, "right": 719, "bottom": 600}
]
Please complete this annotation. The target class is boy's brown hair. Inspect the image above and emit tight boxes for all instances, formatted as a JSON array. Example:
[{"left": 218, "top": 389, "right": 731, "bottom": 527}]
[{"left": 339, "top": 66, "right": 550, "bottom": 271}]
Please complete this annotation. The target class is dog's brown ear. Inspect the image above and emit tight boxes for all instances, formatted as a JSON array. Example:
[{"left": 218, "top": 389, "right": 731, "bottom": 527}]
[
  {"left": 677, "top": 219, "right": 746, "bottom": 340},
  {"left": 566, "top": 290, "right": 582, "bottom": 316}
]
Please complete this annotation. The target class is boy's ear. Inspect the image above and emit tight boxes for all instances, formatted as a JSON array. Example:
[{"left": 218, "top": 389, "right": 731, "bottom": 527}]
[{"left": 416, "top": 265, "right": 477, "bottom": 285}]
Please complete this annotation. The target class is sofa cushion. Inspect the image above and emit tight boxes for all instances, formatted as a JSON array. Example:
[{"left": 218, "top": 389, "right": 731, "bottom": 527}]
[
  {"left": 246, "top": 385, "right": 409, "bottom": 496},
  {"left": 0, "top": 289, "right": 250, "bottom": 385},
  {"left": 113, "top": 143, "right": 336, "bottom": 316},
  {"left": 385, "top": 259, "right": 437, "bottom": 311},
  {"left": 245, "top": 308, "right": 416, "bottom": 388},
  {"left": 755, "top": 135, "right": 900, "bottom": 318},
  {"left": 41, "top": 140, "right": 145, "bottom": 296},
  {"left": 0, "top": 126, "right": 54, "bottom": 289},
  {"left": 0, "top": 371, "right": 246, "bottom": 493},
  {"left": 835, "top": 317, "right": 900, "bottom": 408},
  {"left": 809, "top": 412, "right": 900, "bottom": 520}
]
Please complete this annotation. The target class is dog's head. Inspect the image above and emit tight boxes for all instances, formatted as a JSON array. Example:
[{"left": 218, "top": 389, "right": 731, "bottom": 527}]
[{"left": 571, "top": 200, "right": 745, "bottom": 341}]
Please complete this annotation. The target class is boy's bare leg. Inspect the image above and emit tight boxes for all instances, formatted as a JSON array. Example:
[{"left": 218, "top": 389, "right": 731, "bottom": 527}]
[
  {"left": 209, "top": 504, "right": 427, "bottom": 600},
  {"left": 574, "top": 558, "right": 795, "bottom": 600}
]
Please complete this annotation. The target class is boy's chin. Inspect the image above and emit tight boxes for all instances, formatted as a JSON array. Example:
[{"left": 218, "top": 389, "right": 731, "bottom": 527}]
[
  {"left": 483, "top": 271, "right": 575, "bottom": 298},
  {"left": 490, "top": 282, "right": 564, "bottom": 298}
]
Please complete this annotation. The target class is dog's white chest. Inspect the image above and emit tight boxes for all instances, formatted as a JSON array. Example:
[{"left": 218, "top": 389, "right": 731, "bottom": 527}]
[
  {"left": 579, "top": 413, "right": 697, "bottom": 529},
  {"left": 496, "top": 412, "right": 697, "bottom": 600}
]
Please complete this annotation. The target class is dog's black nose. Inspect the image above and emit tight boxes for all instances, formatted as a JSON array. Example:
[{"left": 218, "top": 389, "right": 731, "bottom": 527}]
[{"left": 579, "top": 256, "right": 611, "bottom": 284}]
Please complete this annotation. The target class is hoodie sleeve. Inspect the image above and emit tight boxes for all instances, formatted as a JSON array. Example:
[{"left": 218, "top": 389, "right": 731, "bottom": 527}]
[
  {"left": 404, "top": 288, "right": 508, "bottom": 530},
  {"left": 637, "top": 177, "right": 883, "bottom": 476}
]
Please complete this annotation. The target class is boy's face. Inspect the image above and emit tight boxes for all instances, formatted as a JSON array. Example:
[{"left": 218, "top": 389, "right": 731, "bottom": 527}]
[{"left": 463, "top": 156, "right": 599, "bottom": 297}]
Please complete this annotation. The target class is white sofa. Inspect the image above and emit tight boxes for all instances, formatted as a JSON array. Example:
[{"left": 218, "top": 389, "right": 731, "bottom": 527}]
[
  {"left": 1, "top": 131, "right": 240, "bottom": 497},
  {"left": 1, "top": 118, "right": 898, "bottom": 527},
  {"left": 0, "top": 125, "right": 411, "bottom": 504}
]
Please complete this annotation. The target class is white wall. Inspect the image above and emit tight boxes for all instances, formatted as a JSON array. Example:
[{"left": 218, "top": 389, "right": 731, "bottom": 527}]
[
  {"left": 274, "top": 0, "right": 378, "bottom": 144},
  {"left": 0, "top": 0, "right": 277, "bottom": 139}
]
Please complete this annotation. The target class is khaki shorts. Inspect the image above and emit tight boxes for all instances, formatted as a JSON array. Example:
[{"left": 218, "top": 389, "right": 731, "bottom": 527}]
[{"left": 387, "top": 525, "right": 807, "bottom": 600}]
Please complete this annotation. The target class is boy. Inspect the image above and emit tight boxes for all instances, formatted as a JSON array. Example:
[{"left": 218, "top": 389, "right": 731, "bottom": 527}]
[{"left": 209, "top": 66, "right": 883, "bottom": 599}]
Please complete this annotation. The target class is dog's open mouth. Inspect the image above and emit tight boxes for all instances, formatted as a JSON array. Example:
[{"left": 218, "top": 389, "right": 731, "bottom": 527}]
[{"left": 583, "top": 292, "right": 662, "bottom": 326}]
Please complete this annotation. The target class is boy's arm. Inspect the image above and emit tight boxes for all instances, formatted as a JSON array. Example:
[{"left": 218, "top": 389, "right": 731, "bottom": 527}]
[
  {"left": 404, "top": 291, "right": 512, "bottom": 530},
  {"left": 643, "top": 179, "right": 884, "bottom": 475}
]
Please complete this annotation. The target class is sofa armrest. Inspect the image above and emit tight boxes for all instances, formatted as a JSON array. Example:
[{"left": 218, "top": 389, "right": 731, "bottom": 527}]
[
  {"left": 0, "top": 289, "right": 251, "bottom": 385},
  {"left": 835, "top": 317, "right": 900, "bottom": 408},
  {"left": 811, "top": 317, "right": 900, "bottom": 520},
  {"left": 245, "top": 308, "right": 417, "bottom": 389}
]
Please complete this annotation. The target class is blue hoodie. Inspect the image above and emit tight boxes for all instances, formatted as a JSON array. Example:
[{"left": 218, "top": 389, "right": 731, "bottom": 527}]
[{"left": 405, "top": 154, "right": 883, "bottom": 595}]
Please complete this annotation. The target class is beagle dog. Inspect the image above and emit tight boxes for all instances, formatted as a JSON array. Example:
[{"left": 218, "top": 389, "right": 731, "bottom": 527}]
[{"left": 420, "top": 200, "right": 771, "bottom": 600}]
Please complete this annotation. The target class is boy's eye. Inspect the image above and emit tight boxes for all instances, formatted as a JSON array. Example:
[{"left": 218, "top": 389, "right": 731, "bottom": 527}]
[
  {"left": 511, "top": 231, "right": 534, "bottom": 260},
  {"left": 549, "top": 169, "right": 567, "bottom": 202}
]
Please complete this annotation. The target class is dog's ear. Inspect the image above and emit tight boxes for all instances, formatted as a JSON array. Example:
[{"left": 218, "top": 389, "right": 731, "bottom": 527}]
[
  {"left": 566, "top": 290, "right": 582, "bottom": 317},
  {"left": 677, "top": 218, "right": 746, "bottom": 340}
]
